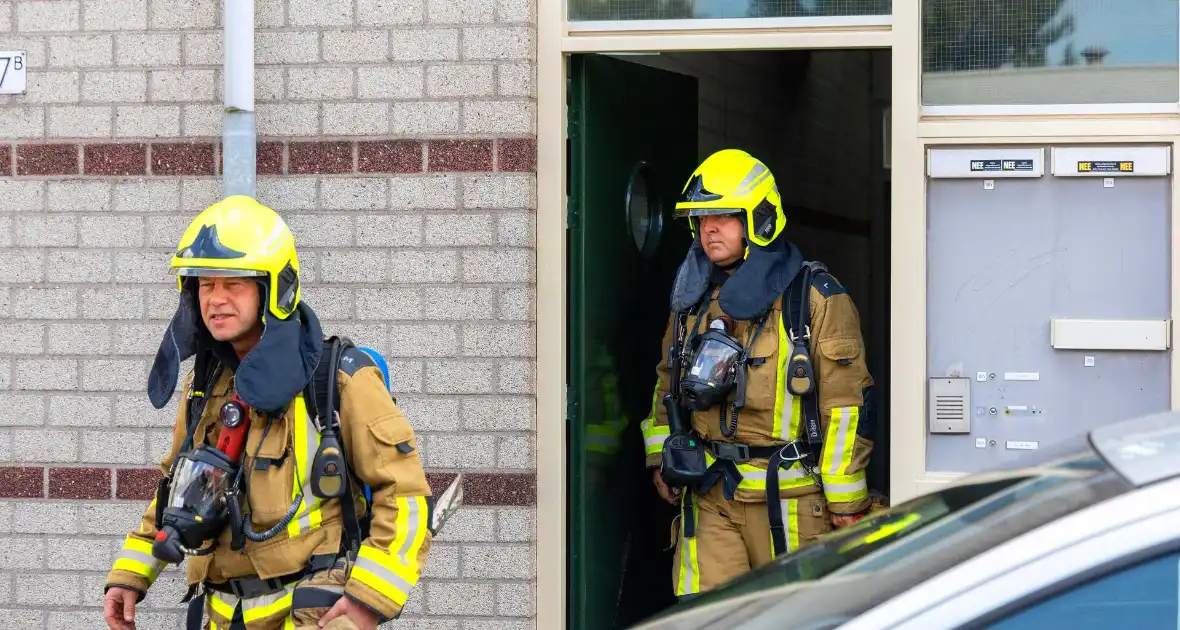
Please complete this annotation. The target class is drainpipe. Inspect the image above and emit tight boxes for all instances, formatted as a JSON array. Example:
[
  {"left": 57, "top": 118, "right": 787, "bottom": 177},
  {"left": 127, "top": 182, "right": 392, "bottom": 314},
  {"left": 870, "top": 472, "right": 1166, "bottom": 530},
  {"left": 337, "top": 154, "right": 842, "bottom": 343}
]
[{"left": 222, "top": 0, "right": 256, "bottom": 199}]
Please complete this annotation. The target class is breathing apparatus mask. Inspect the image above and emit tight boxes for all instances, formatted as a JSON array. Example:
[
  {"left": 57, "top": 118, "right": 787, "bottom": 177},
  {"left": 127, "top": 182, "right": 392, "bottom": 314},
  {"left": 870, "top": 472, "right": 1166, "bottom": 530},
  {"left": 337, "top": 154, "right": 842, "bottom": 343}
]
[
  {"left": 152, "top": 394, "right": 250, "bottom": 564},
  {"left": 680, "top": 318, "right": 745, "bottom": 413}
]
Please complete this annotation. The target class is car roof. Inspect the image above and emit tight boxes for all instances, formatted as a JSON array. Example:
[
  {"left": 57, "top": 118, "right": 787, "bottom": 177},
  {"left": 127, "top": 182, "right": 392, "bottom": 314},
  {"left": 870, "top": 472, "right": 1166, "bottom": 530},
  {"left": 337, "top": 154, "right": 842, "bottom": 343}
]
[{"left": 1089, "top": 409, "right": 1180, "bottom": 487}]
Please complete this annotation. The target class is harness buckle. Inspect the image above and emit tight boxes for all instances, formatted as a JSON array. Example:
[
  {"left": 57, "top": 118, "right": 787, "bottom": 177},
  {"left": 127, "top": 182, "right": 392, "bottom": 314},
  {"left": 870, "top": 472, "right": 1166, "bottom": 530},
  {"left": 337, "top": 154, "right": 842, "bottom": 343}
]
[
  {"left": 228, "top": 576, "right": 285, "bottom": 599},
  {"left": 776, "top": 440, "right": 809, "bottom": 464},
  {"left": 710, "top": 441, "right": 751, "bottom": 464}
]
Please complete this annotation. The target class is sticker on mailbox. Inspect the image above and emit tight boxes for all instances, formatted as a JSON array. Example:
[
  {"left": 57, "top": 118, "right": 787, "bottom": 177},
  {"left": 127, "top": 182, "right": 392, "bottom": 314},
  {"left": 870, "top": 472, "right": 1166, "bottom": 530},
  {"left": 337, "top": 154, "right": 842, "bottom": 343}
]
[
  {"left": 970, "top": 159, "right": 1034, "bottom": 172},
  {"left": 1077, "top": 160, "right": 1134, "bottom": 173}
]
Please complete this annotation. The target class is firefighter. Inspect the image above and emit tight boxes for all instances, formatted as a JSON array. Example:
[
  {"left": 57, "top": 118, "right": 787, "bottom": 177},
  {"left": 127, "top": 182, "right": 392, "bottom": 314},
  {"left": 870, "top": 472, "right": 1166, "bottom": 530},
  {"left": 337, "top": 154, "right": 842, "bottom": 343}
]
[
  {"left": 102, "top": 195, "right": 433, "bottom": 630},
  {"left": 639, "top": 149, "right": 876, "bottom": 598}
]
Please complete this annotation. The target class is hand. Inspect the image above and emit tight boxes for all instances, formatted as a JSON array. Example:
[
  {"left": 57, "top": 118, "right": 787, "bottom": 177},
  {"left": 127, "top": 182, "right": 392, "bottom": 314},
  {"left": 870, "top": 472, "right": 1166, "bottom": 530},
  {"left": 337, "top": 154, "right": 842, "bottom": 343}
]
[
  {"left": 652, "top": 469, "right": 681, "bottom": 504},
  {"left": 103, "top": 586, "right": 138, "bottom": 630},
  {"left": 319, "top": 595, "right": 378, "bottom": 630},
  {"left": 831, "top": 513, "right": 862, "bottom": 529}
]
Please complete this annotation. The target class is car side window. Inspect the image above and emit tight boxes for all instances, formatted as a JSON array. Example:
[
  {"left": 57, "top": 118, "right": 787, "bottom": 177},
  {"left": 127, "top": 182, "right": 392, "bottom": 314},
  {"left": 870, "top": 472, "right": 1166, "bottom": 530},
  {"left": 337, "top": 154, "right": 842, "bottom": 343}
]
[{"left": 984, "top": 550, "right": 1180, "bottom": 630}]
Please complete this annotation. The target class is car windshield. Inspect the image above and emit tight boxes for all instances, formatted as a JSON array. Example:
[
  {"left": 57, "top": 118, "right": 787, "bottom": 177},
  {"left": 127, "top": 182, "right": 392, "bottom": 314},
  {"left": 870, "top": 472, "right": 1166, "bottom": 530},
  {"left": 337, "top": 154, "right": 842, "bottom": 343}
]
[{"left": 634, "top": 449, "right": 1134, "bottom": 630}]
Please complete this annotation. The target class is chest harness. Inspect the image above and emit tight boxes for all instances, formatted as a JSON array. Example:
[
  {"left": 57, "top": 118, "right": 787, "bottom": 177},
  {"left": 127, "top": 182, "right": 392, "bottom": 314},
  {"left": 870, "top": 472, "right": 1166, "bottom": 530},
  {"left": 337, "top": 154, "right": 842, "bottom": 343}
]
[{"left": 659, "top": 262, "right": 827, "bottom": 557}]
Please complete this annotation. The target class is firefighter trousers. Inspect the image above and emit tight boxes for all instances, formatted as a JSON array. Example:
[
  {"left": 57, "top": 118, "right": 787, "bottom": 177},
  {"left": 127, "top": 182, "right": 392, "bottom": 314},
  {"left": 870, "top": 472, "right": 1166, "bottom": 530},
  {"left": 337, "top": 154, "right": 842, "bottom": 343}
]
[
  {"left": 671, "top": 484, "right": 832, "bottom": 598},
  {"left": 201, "top": 559, "right": 360, "bottom": 630}
]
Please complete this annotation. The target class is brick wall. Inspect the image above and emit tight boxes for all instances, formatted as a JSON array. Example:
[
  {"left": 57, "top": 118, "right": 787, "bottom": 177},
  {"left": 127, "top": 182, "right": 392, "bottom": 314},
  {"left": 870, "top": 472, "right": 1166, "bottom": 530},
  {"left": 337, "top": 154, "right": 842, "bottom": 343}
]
[{"left": 0, "top": 0, "right": 538, "bottom": 628}]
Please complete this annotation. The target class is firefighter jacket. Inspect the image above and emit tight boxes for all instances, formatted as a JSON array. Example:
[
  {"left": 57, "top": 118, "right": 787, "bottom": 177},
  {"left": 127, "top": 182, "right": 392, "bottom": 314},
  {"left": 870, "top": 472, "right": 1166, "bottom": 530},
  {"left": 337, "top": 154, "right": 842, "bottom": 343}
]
[
  {"left": 640, "top": 267, "right": 876, "bottom": 516},
  {"left": 104, "top": 351, "right": 433, "bottom": 622}
]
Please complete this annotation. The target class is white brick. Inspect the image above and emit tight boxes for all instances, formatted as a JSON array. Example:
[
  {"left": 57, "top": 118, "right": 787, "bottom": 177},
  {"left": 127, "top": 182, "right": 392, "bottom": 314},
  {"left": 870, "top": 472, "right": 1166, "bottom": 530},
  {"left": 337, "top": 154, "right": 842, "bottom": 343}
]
[
  {"left": 0, "top": 3, "right": 10, "bottom": 31},
  {"left": 1, "top": 36, "right": 46, "bottom": 70},
  {"left": 48, "top": 34, "right": 111, "bottom": 67},
  {"left": 82, "top": 70, "right": 147, "bottom": 102},
  {"left": 181, "top": 105, "right": 218, "bottom": 137},
  {"left": 285, "top": 214, "right": 353, "bottom": 247},
  {"left": 17, "top": 1, "right": 80, "bottom": 32},
  {"left": 463, "top": 544, "right": 533, "bottom": 579},
  {"left": 322, "top": 29, "right": 389, "bottom": 63},
  {"left": 497, "top": 286, "right": 534, "bottom": 320},
  {"left": 421, "top": 543, "right": 460, "bottom": 578},
  {"left": 427, "top": 582, "right": 494, "bottom": 616},
  {"left": 80, "top": 429, "right": 147, "bottom": 463},
  {"left": 257, "top": 31, "right": 319, "bottom": 65},
  {"left": 389, "top": 174, "right": 457, "bottom": 209},
  {"left": 80, "top": 215, "right": 144, "bottom": 247},
  {"left": 0, "top": 181, "right": 46, "bottom": 211},
  {"left": 288, "top": 67, "right": 354, "bottom": 100},
  {"left": 150, "top": 68, "right": 215, "bottom": 101},
  {"left": 498, "top": 212, "right": 534, "bottom": 246},
  {"left": 497, "top": 63, "right": 534, "bottom": 97},
  {"left": 320, "top": 250, "right": 387, "bottom": 284},
  {"left": 46, "top": 323, "right": 113, "bottom": 356},
  {"left": 462, "top": 323, "right": 534, "bottom": 357},
  {"left": 48, "top": 105, "right": 112, "bottom": 137},
  {"left": 355, "top": 288, "right": 421, "bottom": 320},
  {"left": 464, "top": 100, "right": 534, "bottom": 134},
  {"left": 462, "top": 248, "right": 533, "bottom": 282},
  {"left": 256, "top": 0, "right": 285, "bottom": 27},
  {"left": 389, "top": 250, "right": 457, "bottom": 283},
  {"left": 355, "top": 214, "right": 423, "bottom": 247},
  {"left": 0, "top": 107, "right": 44, "bottom": 139},
  {"left": 13, "top": 287, "right": 78, "bottom": 319},
  {"left": 25, "top": 70, "right": 80, "bottom": 103},
  {"left": 257, "top": 178, "right": 316, "bottom": 210},
  {"left": 151, "top": 0, "right": 216, "bottom": 29},
  {"left": 393, "top": 100, "right": 459, "bottom": 134},
  {"left": 288, "top": 0, "right": 353, "bottom": 26},
  {"left": 319, "top": 178, "right": 387, "bottom": 210},
  {"left": 82, "top": 358, "right": 147, "bottom": 391},
  {"left": 391, "top": 28, "right": 459, "bottom": 61},
  {"left": 48, "top": 251, "right": 111, "bottom": 282},
  {"left": 0, "top": 251, "right": 45, "bottom": 282},
  {"left": 11, "top": 503, "right": 78, "bottom": 534},
  {"left": 299, "top": 287, "right": 354, "bottom": 320},
  {"left": 114, "top": 322, "right": 167, "bottom": 355},
  {"left": 116, "top": 33, "right": 181, "bottom": 66},
  {"left": 0, "top": 536, "right": 45, "bottom": 569},
  {"left": 114, "top": 180, "right": 179, "bottom": 212},
  {"left": 462, "top": 173, "right": 534, "bottom": 209},
  {"left": 0, "top": 323, "right": 43, "bottom": 354},
  {"left": 385, "top": 324, "right": 457, "bottom": 357},
  {"left": 80, "top": 287, "right": 144, "bottom": 319},
  {"left": 428, "top": 0, "right": 494, "bottom": 23},
  {"left": 497, "top": 434, "right": 533, "bottom": 468},
  {"left": 183, "top": 32, "right": 222, "bottom": 66},
  {"left": 16, "top": 214, "right": 78, "bottom": 247},
  {"left": 257, "top": 102, "right": 319, "bottom": 136},
  {"left": 498, "top": 359, "right": 533, "bottom": 393},
  {"left": 421, "top": 432, "right": 495, "bottom": 467},
  {"left": 425, "top": 360, "right": 495, "bottom": 393},
  {"left": 423, "top": 287, "right": 495, "bottom": 320},
  {"left": 114, "top": 251, "right": 169, "bottom": 283},
  {"left": 115, "top": 394, "right": 178, "bottom": 428},
  {"left": 358, "top": 66, "right": 423, "bottom": 99},
  {"left": 83, "top": 0, "right": 146, "bottom": 30},
  {"left": 425, "top": 213, "right": 495, "bottom": 246},
  {"left": 461, "top": 27, "right": 532, "bottom": 60},
  {"left": 0, "top": 394, "right": 47, "bottom": 426},
  {"left": 463, "top": 396, "right": 532, "bottom": 430},
  {"left": 48, "top": 180, "right": 111, "bottom": 211},
  {"left": 497, "top": 582, "right": 533, "bottom": 617},
  {"left": 357, "top": 0, "right": 423, "bottom": 25},
  {"left": 433, "top": 506, "right": 496, "bottom": 542},
  {"left": 497, "top": 507, "right": 534, "bottom": 541},
  {"left": 427, "top": 64, "right": 494, "bottom": 97},
  {"left": 497, "top": 0, "right": 533, "bottom": 22},
  {"left": 45, "top": 536, "right": 115, "bottom": 570},
  {"left": 12, "top": 428, "right": 77, "bottom": 461},
  {"left": 49, "top": 394, "right": 112, "bottom": 426},
  {"left": 181, "top": 179, "right": 221, "bottom": 208},
  {"left": 396, "top": 396, "right": 458, "bottom": 431},
  {"left": 146, "top": 214, "right": 189, "bottom": 248},
  {"left": 114, "top": 104, "right": 181, "bottom": 137},
  {"left": 323, "top": 102, "right": 390, "bottom": 135}
]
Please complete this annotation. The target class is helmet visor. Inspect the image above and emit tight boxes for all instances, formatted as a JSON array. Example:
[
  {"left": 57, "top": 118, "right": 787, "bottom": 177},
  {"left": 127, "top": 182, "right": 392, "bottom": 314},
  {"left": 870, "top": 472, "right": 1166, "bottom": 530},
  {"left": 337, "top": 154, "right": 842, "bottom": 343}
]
[
  {"left": 174, "top": 267, "right": 267, "bottom": 278},
  {"left": 167, "top": 450, "right": 234, "bottom": 514},
  {"left": 673, "top": 207, "right": 744, "bottom": 220}
]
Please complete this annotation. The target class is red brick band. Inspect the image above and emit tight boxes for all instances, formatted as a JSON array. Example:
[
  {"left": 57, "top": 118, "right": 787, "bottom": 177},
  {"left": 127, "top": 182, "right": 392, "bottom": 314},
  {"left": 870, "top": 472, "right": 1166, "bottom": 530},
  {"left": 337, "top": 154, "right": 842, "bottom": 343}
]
[
  {"left": 1, "top": 138, "right": 536, "bottom": 177},
  {"left": 0, "top": 466, "right": 536, "bottom": 506}
]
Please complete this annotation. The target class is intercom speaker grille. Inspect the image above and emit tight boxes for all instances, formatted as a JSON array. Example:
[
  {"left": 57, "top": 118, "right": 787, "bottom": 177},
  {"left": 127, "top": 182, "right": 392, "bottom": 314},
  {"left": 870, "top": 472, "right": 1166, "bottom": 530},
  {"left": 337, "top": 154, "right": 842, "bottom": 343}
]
[{"left": 928, "top": 377, "right": 971, "bottom": 434}]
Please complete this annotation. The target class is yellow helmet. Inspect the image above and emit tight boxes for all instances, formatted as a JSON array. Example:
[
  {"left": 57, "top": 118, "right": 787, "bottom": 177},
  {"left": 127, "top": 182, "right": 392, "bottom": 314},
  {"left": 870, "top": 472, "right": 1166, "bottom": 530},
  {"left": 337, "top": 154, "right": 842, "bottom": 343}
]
[
  {"left": 674, "top": 149, "right": 786, "bottom": 248},
  {"left": 171, "top": 195, "right": 301, "bottom": 320}
]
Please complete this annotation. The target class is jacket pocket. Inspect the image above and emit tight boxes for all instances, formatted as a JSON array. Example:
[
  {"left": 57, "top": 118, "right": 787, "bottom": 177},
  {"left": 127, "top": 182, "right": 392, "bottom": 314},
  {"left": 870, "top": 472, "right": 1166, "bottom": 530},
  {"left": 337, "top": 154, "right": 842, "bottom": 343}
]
[
  {"left": 368, "top": 416, "right": 416, "bottom": 468},
  {"left": 245, "top": 417, "right": 296, "bottom": 528},
  {"left": 816, "top": 336, "right": 864, "bottom": 385}
]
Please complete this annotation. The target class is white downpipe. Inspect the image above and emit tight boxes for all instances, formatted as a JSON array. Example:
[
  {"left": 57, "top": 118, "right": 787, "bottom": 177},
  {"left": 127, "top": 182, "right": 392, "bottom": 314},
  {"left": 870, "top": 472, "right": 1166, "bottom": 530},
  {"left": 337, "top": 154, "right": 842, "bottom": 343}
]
[{"left": 223, "top": 0, "right": 256, "bottom": 198}]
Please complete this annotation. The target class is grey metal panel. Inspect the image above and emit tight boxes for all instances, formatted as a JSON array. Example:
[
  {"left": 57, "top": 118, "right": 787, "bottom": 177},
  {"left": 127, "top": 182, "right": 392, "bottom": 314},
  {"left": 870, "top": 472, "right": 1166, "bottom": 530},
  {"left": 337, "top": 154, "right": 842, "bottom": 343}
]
[{"left": 926, "top": 169, "right": 1171, "bottom": 474}]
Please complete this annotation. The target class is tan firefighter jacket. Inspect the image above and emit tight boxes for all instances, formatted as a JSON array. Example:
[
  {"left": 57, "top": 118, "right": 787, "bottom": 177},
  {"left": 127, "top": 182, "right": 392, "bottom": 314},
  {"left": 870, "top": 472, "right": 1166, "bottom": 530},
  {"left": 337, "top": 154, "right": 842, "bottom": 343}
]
[
  {"left": 640, "top": 272, "right": 875, "bottom": 516},
  {"left": 104, "top": 350, "right": 433, "bottom": 621}
]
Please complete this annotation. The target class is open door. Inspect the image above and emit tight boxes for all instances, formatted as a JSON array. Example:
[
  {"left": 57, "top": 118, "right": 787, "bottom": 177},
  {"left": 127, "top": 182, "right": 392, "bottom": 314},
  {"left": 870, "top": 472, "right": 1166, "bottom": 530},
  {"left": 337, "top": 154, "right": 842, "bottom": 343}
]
[{"left": 567, "top": 54, "right": 699, "bottom": 630}]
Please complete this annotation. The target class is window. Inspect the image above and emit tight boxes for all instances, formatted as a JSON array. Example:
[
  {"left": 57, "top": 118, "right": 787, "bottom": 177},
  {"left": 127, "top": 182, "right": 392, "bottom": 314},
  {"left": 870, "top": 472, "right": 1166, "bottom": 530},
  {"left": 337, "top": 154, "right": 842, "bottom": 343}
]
[
  {"left": 985, "top": 550, "right": 1180, "bottom": 629},
  {"left": 568, "top": 0, "right": 891, "bottom": 22},
  {"left": 922, "top": 0, "right": 1179, "bottom": 108}
]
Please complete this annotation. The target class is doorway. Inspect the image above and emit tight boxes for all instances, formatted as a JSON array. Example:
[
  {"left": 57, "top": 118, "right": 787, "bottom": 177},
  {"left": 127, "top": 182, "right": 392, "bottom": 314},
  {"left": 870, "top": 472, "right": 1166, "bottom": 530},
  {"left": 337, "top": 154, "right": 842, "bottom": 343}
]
[{"left": 566, "top": 48, "right": 893, "bottom": 630}]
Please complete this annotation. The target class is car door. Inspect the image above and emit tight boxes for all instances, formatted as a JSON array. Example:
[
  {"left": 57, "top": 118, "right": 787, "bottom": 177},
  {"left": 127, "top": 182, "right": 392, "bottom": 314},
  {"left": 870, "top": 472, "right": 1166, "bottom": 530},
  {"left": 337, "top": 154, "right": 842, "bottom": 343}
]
[{"left": 881, "top": 479, "right": 1180, "bottom": 630}]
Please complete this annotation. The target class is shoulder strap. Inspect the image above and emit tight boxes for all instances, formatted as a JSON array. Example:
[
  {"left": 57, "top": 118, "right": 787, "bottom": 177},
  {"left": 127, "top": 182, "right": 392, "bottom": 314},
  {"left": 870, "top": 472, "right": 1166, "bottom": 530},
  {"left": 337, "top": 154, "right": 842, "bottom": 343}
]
[{"left": 783, "top": 262, "right": 824, "bottom": 466}]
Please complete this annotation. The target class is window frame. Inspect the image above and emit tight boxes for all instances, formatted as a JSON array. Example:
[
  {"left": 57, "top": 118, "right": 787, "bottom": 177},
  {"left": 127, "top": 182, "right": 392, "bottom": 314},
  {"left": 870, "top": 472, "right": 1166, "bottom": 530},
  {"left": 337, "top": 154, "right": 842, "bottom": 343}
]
[{"left": 918, "top": 0, "right": 1180, "bottom": 116}]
